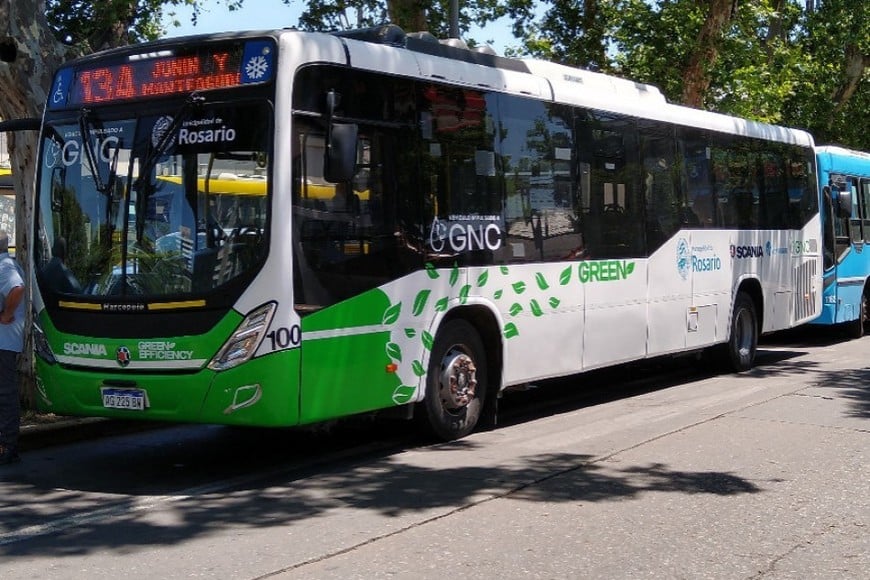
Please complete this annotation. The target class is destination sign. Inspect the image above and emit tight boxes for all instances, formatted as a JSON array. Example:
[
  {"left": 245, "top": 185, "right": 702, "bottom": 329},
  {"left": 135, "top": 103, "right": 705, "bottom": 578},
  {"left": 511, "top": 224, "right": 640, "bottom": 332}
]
[{"left": 50, "top": 40, "right": 275, "bottom": 109}]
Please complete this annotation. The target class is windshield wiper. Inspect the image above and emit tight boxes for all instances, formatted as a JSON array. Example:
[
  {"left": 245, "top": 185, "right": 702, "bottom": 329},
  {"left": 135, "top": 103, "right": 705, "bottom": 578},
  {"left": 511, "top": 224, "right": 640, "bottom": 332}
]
[
  {"left": 78, "top": 108, "right": 119, "bottom": 195},
  {"left": 130, "top": 93, "right": 206, "bottom": 244},
  {"left": 133, "top": 93, "right": 205, "bottom": 194}
]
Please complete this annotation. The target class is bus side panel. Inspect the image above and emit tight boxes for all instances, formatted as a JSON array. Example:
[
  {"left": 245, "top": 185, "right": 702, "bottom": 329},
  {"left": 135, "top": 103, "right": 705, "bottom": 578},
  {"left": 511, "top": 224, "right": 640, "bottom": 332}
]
[
  {"left": 199, "top": 349, "right": 301, "bottom": 427},
  {"left": 299, "top": 287, "right": 408, "bottom": 424},
  {"left": 471, "top": 263, "right": 584, "bottom": 387},
  {"left": 582, "top": 260, "right": 648, "bottom": 369}
]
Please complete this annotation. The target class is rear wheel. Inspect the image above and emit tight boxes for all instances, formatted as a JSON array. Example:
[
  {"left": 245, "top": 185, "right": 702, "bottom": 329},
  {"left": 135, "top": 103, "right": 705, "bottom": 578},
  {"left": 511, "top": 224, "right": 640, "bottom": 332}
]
[
  {"left": 723, "top": 292, "right": 757, "bottom": 372},
  {"left": 422, "top": 319, "right": 487, "bottom": 441}
]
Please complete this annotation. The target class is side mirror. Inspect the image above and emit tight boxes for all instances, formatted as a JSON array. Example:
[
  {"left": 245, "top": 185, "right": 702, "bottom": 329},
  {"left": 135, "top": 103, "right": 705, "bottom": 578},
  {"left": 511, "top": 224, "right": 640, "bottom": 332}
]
[
  {"left": 324, "top": 123, "right": 358, "bottom": 183},
  {"left": 323, "top": 89, "right": 358, "bottom": 183},
  {"left": 834, "top": 187, "right": 853, "bottom": 219}
]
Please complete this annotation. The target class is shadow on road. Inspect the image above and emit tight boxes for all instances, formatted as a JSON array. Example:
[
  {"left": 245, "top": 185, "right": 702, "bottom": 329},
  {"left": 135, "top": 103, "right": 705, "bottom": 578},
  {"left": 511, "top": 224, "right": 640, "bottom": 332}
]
[
  {"left": 3, "top": 325, "right": 867, "bottom": 556},
  {"left": 0, "top": 438, "right": 761, "bottom": 556}
]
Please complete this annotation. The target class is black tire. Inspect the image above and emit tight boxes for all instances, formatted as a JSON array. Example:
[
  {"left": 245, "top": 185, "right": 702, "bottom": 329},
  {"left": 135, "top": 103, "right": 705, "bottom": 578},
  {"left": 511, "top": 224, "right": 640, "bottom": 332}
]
[
  {"left": 422, "top": 319, "right": 487, "bottom": 441},
  {"left": 847, "top": 292, "right": 867, "bottom": 339},
  {"left": 723, "top": 292, "right": 758, "bottom": 372}
]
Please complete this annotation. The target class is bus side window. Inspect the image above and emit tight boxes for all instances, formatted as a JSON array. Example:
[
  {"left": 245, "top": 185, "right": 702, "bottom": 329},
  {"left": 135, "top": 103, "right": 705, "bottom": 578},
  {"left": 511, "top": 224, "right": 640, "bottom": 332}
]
[
  {"left": 639, "top": 122, "right": 681, "bottom": 252},
  {"left": 578, "top": 111, "right": 643, "bottom": 259},
  {"left": 499, "top": 95, "right": 579, "bottom": 263},
  {"left": 848, "top": 177, "right": 863, "bottom": 244}
]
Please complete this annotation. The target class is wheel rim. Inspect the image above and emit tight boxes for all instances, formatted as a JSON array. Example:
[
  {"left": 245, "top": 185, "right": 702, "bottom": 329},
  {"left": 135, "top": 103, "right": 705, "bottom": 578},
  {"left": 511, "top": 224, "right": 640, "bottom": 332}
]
[
  {"left": 438, "top": 346, "right": 478, "bottom": 411},
  {"left": 734, "top": 308, "right": 754, "bottom": 358}
]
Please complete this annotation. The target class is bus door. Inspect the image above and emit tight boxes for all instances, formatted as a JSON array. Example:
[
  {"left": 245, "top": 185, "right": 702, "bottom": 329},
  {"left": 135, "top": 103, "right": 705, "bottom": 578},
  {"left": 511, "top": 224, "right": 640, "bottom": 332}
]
[
  {"left": 828, "top": 173, "right": 854, "bottom": 265},
  {"left": 294, "top": 120, "right": 422, "bottom": 424},
  {"left": 576, "top": 112, "right": 648, "bottom": 368}
]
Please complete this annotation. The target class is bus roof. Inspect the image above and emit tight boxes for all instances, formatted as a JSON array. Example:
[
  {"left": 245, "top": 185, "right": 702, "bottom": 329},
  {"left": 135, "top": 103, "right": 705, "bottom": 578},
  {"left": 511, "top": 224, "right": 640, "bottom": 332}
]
[
  {"left": 51, "top": 24, "right": 815, "bottom": 149},
  {"left": 815, "top": 145, "right": 870, "bottom": 161},
  {"left": 312, "top": 25, "right": 815, "bottom": 149}
]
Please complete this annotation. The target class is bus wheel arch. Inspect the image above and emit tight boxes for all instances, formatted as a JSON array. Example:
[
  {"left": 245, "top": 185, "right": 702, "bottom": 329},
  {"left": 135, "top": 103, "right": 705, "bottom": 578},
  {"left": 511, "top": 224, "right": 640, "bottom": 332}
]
[
  {"left": 721, "top": 281, "right": 762, "bottom": 372},
  {"left": 419, "top": 307, "right": 502, "bottom": 440}
]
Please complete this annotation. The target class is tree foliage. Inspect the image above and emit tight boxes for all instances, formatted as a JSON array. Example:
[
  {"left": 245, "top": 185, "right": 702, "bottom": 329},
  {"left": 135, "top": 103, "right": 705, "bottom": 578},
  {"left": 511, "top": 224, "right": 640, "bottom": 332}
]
[{"left": 513, "top": 0, "right": 867, "bottom": 150}]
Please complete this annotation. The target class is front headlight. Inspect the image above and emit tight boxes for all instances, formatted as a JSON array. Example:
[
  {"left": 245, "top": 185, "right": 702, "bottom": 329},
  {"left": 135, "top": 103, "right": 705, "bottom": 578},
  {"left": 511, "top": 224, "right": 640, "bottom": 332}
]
[
  {"left": 33, "top": 322, "right": 57, "bottom": 365},
  {"left": 208, "top": 302, "right": 276, "bottom": 372}
]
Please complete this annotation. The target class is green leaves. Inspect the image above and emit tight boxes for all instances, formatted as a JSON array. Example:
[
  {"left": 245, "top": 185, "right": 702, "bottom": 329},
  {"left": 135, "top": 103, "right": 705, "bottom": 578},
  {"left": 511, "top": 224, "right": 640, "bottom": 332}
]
[
  {"left": 386, "top": 342, "right": 402, "bottom": 362},
  {"left": 412, "top": 290, "right": 430, "bottom": 316},
  {"left": 382, "top": 302, "right": 401, "bottom": 325},
  {"left": 449, "top": 262, "right": 460, "bottom": 286},
  {"left": 392, "top": 385, "right": 416, "bottom": 405},
  {"left": 458, "top": 284, "right": 471, "bottom": 304}
]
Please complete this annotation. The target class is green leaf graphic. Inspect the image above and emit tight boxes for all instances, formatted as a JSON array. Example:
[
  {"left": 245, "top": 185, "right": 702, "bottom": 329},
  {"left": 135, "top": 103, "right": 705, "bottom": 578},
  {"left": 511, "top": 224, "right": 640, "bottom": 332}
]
[
  {"left": 412, "top": 289, "right": 431, "bottom": 316},
  {"left": 626, "top": 262, "right": 635, "bottom": 275},
  {"left": 421, "top": 331, "right": 434, "bottom": 350},
  {"left": 477, "top": 270, "right": 489, "bottom": 287},
  {"left": 504, "top": 322, "right": 519, "bottom": 338},
  {"left": 449, "top": 263, "right": 460, "bottom": 287},
  {"left": 404, "top": 328, "right": 417, "bottom": 338},
  {"left": 425, "top": 263, "right": 439, "bottom": 279},
  {"left": 494, "top": 289, "right": 503, "bottom": 300},
  {"left": 412, "top": 360, "right": 426, "bottom": 377},
  {"left": 386, "top": 342, "right": 402, "bottom": 362},
  {"left": 549, "top": 297, "right": 561, "bottom": 309},
  {"left": 512, "top": 281, "right": 526, "bottom": 294},
  {"left": 392, "top": 385, "right": 417, "bottom": 405},
  {"left": 530, "top": 299, "right": 543, "bottom": 317},
  {"left": 459, "top": 284, "right": 471, "bottom": 304},
  {"left": 509, "top": 302, "right": 523, "bottom": 316},
  {"left": 435, "top": 297, "right": 449, "bottom": 312},
  {"left": 535, "top": 272, "right": 549, "bottom": 290},
  {"left": 559, "top": 266, "right": 572, "bottom": 285},
  {"left": 500, "top": 266, "right": 509, "bottom": 275},
  {"left": 382, "top": 302, "right": 401, "bottom": 325}
]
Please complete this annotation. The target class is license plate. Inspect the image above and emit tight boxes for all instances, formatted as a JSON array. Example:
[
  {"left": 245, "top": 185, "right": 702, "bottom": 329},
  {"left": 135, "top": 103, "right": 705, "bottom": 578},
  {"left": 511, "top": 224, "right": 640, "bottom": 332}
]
[{"left": 101, "top": 387, "right": 147, "bottom": 410}]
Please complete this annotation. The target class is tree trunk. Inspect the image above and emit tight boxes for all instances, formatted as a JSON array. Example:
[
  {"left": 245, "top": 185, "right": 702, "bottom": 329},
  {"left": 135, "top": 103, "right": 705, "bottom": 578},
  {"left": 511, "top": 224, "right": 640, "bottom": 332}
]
[
  {"left": 828, "top": 44, "right": 868, "bottom": 122},
  {"left": 0, "top": 1, "right": 70, "bottom": 408},
  {"left": 680, "top": 0, "right": 738, "bottom": 108}
]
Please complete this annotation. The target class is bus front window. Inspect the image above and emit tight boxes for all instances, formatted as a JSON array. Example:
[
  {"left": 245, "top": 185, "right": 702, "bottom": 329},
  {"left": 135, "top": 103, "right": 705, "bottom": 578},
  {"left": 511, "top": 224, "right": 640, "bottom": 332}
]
[{"left": 36, "top": 102, "right": 271, "bottom": 299}]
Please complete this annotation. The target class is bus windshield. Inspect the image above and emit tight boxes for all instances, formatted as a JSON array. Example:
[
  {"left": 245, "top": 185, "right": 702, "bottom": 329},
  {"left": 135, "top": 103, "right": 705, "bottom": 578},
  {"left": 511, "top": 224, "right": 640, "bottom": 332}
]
[{"left": 35, "top": 100, "right": 270, "bottom": 298}]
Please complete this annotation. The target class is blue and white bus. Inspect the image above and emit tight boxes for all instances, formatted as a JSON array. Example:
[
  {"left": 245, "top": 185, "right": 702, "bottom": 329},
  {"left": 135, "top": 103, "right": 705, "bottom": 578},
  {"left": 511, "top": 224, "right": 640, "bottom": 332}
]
[{"left": 813, "top": 146, "right": 870, "bottom": 337}]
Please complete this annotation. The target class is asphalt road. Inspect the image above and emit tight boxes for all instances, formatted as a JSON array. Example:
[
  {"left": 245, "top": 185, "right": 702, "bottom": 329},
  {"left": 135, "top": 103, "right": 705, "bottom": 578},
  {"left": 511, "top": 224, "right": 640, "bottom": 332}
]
[{"left": 0, "top": 327, "right": 867, "bottom": 579}]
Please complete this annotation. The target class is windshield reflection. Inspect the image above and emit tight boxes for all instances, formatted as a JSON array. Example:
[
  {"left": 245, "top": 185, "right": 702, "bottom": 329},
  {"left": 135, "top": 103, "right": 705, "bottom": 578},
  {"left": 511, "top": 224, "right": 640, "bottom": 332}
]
[{"left": 36, "top": 102, "right": 271, "bottom": 299}]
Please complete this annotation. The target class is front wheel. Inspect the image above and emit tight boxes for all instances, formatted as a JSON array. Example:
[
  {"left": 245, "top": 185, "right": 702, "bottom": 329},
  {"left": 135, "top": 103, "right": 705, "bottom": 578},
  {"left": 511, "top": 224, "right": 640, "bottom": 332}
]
[
  {"left": 722, "top": 292, "right": 758, "bottom": 372},
  {"left": 847, "top": 292, "right": 867, "bottom": 339},
  {"left": 422, "top": 319, "right": 487, "bottom": 441}
]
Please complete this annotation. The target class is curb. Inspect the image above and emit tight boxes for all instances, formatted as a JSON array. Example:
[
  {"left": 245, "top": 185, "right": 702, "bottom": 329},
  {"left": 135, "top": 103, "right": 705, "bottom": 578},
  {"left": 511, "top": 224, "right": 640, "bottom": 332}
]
[{"left": 19, "top": 417, "right": 160, "bottom": 452}]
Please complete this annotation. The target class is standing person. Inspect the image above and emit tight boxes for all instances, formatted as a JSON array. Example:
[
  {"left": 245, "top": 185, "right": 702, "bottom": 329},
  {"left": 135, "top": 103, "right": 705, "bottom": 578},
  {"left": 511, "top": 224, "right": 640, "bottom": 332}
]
[{"left": 0, "top": 230, "right": 25, "bottom": 466}]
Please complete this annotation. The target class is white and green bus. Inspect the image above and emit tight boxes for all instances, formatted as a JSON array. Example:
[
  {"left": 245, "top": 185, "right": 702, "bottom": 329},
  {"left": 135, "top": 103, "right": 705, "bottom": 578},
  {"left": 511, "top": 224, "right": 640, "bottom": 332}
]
[{"left": 32, "top": 25, "right": 821, "bottom": 439}]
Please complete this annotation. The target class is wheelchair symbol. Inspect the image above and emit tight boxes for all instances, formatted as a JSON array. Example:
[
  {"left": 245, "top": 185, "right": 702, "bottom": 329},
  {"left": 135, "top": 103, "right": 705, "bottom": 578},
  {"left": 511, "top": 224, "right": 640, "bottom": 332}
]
[{"left": 51, "top": 79, "right": 65, "bottom": 105}]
